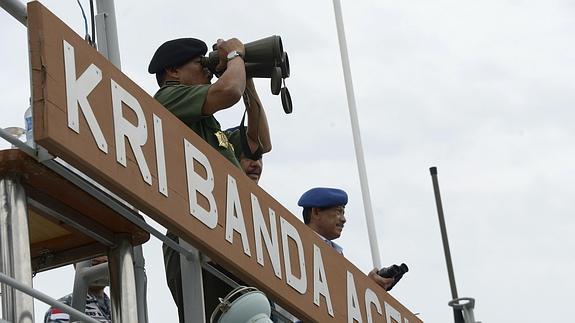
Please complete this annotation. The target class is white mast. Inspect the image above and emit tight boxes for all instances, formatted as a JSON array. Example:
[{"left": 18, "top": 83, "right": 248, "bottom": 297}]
[{"left": 332, "top": 0, "right": 382, "bottom": 269}]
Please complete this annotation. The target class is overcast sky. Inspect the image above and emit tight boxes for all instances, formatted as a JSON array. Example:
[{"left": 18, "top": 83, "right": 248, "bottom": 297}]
[{"left": 2, "top": 0, "right": 575, "bottom": 322}]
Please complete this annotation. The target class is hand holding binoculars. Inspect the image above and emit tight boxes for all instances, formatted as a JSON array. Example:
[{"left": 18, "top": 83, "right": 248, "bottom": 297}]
[
  {"left": 201, "top": 35, "right": 292, "bottom": 114},
  {"left": 378, "top": 263, "right": 409, "bottom": 291}
]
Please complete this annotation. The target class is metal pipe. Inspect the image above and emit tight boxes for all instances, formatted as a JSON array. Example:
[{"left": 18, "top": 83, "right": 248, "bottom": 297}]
[
  {"left": 0, "top": 128, "right": 36, "bottom": 157},
  {"left": 179, "top": 240, "right": 206, "bottom": 323},
  {"left": 0, "top": 175, "right": 34, "bottom": 322},
  {"left": 429, "top": 167, "right": 464, "bottom": 323},
  {"left": 71, "top": 260, "right": 92, "bottom": 317},
  {"left": 70, "top": 261, "right": 109, "bottom": 320},
  {"left": 108, "top": 234, "right": 138, "bottom": 323},
  {"left": 133, "top": 246, "right": 149, "bottom": 323},
  {"left": 0, "top": 180, "right": 14, "bottom": 322},
  {"left": 95, "top": 0, "right": 121, "bottom": 68},
  {"left": 0, "top": 272, "right": 100, "bottom": 323},
  {"left": 332, "top": 0, "right": 382, "bottom": 268},
  {"left": 0, "top": 0, "right": 27, "bottom": 26},
  {"left": 448, "top": 297, "right": 477, "bottom": 323}
]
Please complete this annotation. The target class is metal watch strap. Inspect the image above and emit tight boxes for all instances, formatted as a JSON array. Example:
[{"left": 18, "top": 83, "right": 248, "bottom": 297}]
[{"left": 227, "top": 50, "right": 244, "bottom": 62}]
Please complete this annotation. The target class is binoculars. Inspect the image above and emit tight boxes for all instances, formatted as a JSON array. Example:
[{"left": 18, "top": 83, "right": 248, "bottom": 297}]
[
  {"left": 378, "top": 263, "right": 409, "bottom": 291},
  {"left": 201, "top": 35, "right": 292, "bottom": 114}
]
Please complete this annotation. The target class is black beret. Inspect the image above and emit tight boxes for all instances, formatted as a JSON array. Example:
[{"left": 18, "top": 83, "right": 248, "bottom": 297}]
[
  {"left": 225, "top": 126, "right": 243, "bottom": 161},
  {"left": 298, "top": 187, "right": 348, "bottom": 208},
  {"left": 148, "top": 38, "right": 208, "bottom": 74}
]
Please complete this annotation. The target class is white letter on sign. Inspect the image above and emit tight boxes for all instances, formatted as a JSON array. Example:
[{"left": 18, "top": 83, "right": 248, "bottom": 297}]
[
  {"left": 280, "top": 217, "right": 307, "bottom": 294},
  {"left": 347, "top": 271, "right": 363, "bottom": 323},
  {"left": 153, "top": 114, "right": 168, "bottom": 196},
  {"left": 225, "top": 175, "right": 251, "bottom": 256},
  {"left": 365, "top": 288, "right": 382, "bottom": 323},
  {"left": 63, "top": 40, "right": 107, "bottom": 153},
  {"left": 384, "top": 302, "right": 403, "bottom": 323},
  {"left": 184, "top": 139, "right": 217, "bottom": 229},
  {"left": 251, "top": 193, "right": 282, "bottom": 279},
  {"left": 111, "top": 79, "right": 151, "bottom": 185},
  {"left": 313, "top": 244, "right": 334, "bottom": 317}
]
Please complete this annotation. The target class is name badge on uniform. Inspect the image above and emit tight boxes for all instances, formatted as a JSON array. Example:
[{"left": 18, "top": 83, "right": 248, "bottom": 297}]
[{"left": 215, "top": 131, "right": 233, "bottom": 151}]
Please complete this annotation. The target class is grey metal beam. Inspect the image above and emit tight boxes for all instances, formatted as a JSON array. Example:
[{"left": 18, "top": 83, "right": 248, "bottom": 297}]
[
  {"left": 70, "top": 261, "right": 109, "bottom": 321},
  {"left": 0, "top": 128, "right": 35, "bottom": 157},
  {"left": 0, "top": 0, "right": 27, "bottom": 26},
  {"left": 179, "top": 241, "right": 205, "bottom": 323}
]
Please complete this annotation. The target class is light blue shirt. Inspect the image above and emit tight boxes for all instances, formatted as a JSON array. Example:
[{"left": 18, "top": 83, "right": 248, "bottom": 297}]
[{"left": 316, "top": 233, "right": 344, "bottom": 255}]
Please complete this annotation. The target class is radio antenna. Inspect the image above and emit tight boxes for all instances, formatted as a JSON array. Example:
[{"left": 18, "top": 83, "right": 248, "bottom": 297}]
[{"left": 429, "top": 167, "right": 479, "bottom": 323}]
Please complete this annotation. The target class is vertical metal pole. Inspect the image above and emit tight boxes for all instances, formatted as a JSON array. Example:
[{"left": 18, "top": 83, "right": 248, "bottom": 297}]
[
  {"left": 0, "top": 175, "right": 34, "bottom": 323},
  {"left": 107, "top": 234, "right": 138, "bottom": 323},
  {"left": 332, "top": 0, "right": 382, "bottom": 268},
  {"left": 94, "top": 2, "right": 149, "bottom": 321},
  {"left": 179, "top": 240, "right": 206, "bottom": 323},
  {"left": 132, "top": 246, "right": 149, "bottom": 323},
  {"left": 70, "top": 260, "right": 91, "bottom": 318},
  {"left": 0, "top": 182, "right": 14, "bottom": 322},
  {"left": 95, "top": 0, "right": 121, "bottom": 68},
  {"left": 429, "top": 167, "right": 464, "bottom": 323},
  {"left": 70, "top": 260, "right": 109, "bottom": 321}
]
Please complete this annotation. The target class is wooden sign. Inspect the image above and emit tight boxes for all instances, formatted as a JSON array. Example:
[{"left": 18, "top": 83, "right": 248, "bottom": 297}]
[{"left": 27, "top": 2, "right": 422, "bottom": 322}]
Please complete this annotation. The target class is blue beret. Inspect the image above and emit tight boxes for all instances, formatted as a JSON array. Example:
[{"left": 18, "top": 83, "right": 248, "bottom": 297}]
[
  {"left": 298, "top": 187, "right": 348, "bottom": 208},
  {"left": 148, "top": 38, "right": 208, "bottom": 74}
]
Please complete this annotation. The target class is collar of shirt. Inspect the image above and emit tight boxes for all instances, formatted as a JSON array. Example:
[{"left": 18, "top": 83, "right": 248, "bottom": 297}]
[{"left": 315, "top": 232, "right": 344, "bottom": 255}]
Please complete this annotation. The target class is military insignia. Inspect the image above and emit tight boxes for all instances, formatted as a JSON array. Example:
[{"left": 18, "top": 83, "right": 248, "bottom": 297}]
[{"left": 215, "top": 131, "right": 232, "bottom": 150}]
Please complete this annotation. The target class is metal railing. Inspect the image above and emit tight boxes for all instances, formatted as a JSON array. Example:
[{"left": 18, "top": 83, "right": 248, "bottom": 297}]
[{"left": 0, "top": 272, "right": 99, "bottom": 323}]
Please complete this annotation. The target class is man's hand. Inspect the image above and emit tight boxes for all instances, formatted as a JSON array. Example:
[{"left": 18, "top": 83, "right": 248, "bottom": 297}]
[
  {"left": 215, "top": 38, "right": 245, "bottom": 72},
  {"left": 202, "top": 38, "right": 246, "bottom": 115},
  {"left": 368, "top": 268, "right": 395, "bottom": 291}
]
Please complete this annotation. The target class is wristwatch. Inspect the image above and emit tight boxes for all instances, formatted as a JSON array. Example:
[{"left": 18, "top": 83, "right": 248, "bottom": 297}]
[{"left": 226, "top": 50, "right": 244, "bottom": 62}]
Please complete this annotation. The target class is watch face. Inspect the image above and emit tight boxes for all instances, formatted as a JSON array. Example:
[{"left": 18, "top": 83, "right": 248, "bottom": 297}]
[
  {"left": 227, "top": 51, "right": 239, "bottom": 59},
  {"left": 227, "top": 50, "right": 244, "bottom": 61}
]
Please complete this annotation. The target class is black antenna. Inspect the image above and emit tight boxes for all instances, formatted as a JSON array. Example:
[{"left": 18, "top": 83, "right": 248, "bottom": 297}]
[
  {"left": 76, "top": 0, "right": 93, "bottom": 46},
  {"left": 429, "top": 166, "right": 465, "bottom": 323},
  {"left": 89, "top": 0, "right": 96, "bottom": 48}
]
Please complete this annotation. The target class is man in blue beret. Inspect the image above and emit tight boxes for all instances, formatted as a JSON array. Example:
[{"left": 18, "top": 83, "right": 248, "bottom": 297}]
[
  {"left": 150, "top": 37, "right": 272, "bottom": 322},
  {"left": 298, "top": 187, "right": 395, "bottom": 291}
]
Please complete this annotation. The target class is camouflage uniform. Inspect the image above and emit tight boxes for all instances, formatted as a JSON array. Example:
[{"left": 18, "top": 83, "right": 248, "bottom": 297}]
[{"left": 155, "top": 81, "right": 241, "bottom": 322}]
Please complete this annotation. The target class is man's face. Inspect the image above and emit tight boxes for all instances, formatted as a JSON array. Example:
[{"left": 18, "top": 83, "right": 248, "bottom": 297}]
[
  {"left": 172, "top": 57, "right": 212, "bottom": 85},
  {"left": 240, "top": 156, "right": 263, "bottom": 183},
  {"left": 313, "top": 205, "right": 346, "bottom": 240}
]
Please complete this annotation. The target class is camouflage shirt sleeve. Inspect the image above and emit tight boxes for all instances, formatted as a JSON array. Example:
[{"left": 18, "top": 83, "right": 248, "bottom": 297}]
[{"left": 154, "top": 84, "right": 211, "bottom": 125}]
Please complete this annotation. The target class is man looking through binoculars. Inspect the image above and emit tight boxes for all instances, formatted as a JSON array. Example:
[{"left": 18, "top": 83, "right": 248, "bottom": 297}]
[
  {"left": 148, "top": 37, "right": 271, "bottom": 167},
  {"left": 148, "top": 37, "right": 272, "bottom": 322}
]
